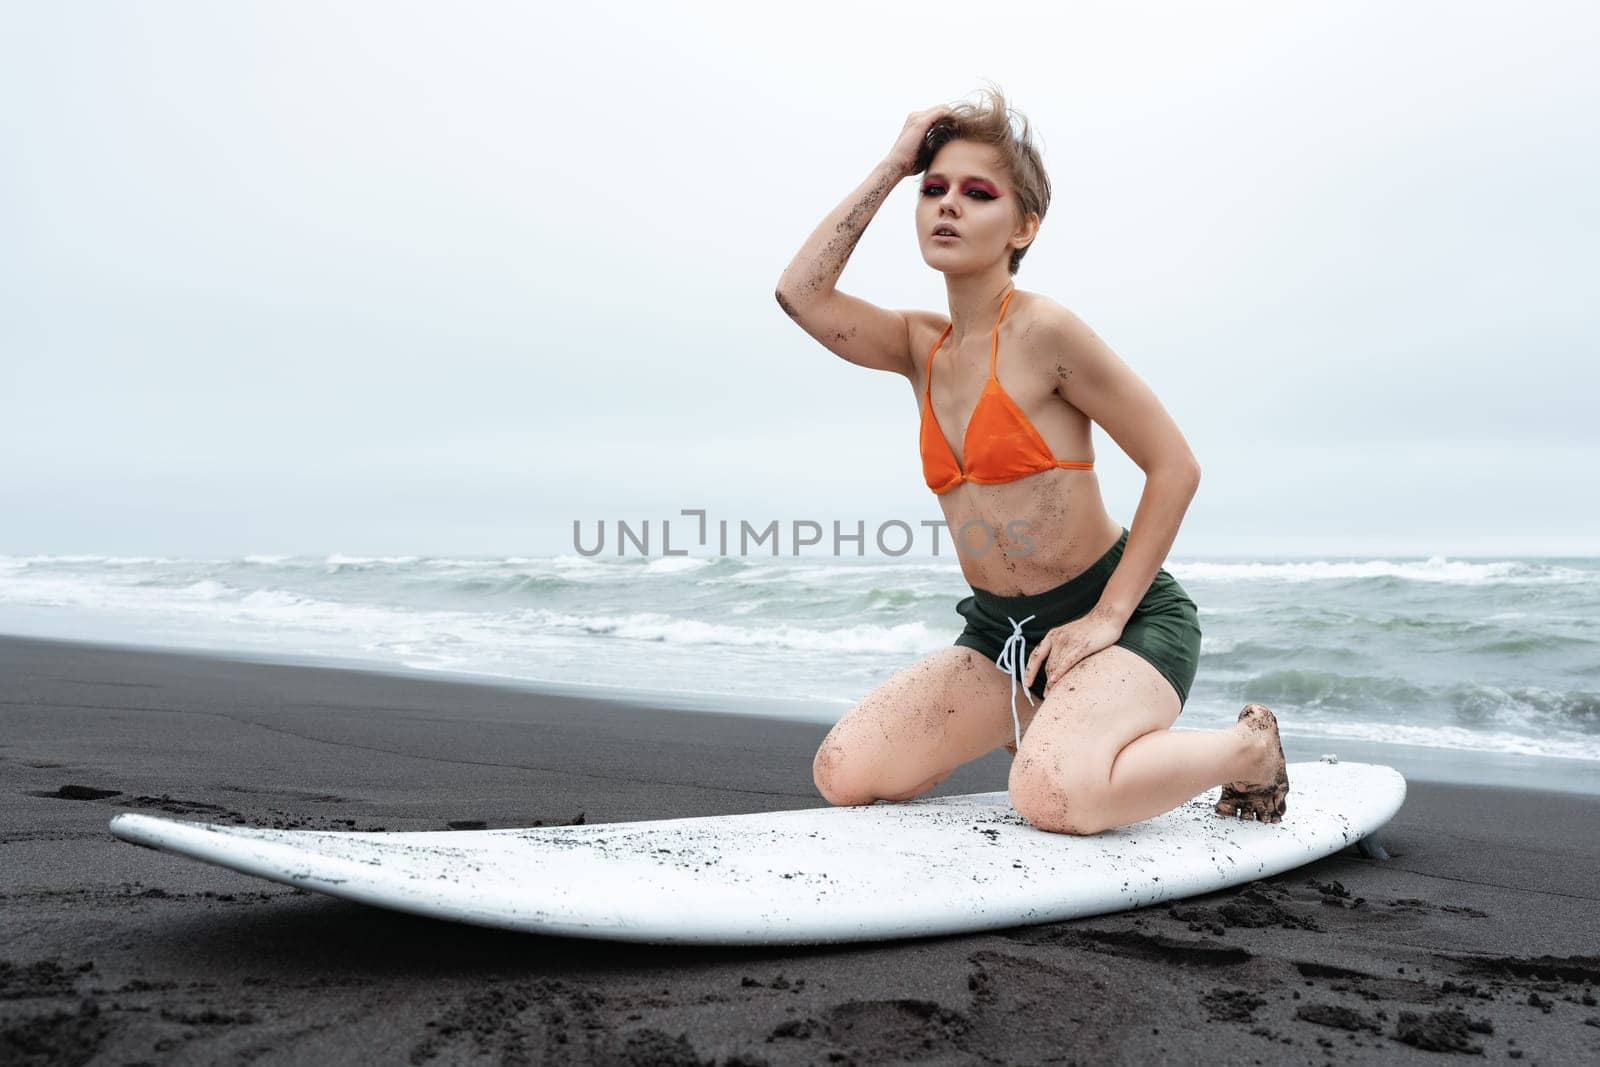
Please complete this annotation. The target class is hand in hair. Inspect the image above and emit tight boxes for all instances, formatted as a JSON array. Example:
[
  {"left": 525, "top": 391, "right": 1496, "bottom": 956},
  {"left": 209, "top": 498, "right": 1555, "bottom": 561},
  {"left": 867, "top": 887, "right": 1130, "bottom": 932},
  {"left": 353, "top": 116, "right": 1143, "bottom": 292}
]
[{"left": 886, "top": 106, "right": 955, "bottom": 179}]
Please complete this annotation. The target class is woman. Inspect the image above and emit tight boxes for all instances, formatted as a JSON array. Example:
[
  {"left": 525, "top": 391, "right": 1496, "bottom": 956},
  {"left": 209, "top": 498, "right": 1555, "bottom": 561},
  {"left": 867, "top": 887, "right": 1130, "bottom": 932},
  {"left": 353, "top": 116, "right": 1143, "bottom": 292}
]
[{"left": 774, "top": 87, "right": 1288, "bottom": 833}]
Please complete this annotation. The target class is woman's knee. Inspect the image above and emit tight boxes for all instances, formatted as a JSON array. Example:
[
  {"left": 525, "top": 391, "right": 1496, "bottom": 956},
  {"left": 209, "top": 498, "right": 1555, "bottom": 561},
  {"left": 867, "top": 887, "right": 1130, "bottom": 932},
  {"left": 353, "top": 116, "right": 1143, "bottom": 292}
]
[
  {"left": 813, "top": 644, "right": 1014, "bottom": 806},
  {"left": 812, "top": 737, "right": 876, "bottom": 806},
  {"left": 813, "top": 732, "right": 953, "bottom": 806},
  {"left": 1008, "top": 758, "right": 1113, "bottom": 835}
]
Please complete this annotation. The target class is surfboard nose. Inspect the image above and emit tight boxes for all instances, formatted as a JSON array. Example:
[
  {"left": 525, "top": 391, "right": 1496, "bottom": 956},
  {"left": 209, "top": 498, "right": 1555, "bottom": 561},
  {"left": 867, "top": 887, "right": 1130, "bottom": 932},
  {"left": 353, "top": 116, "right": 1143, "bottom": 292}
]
[{"left": 109, "top": 812, "right": 170, "bottom": 848}]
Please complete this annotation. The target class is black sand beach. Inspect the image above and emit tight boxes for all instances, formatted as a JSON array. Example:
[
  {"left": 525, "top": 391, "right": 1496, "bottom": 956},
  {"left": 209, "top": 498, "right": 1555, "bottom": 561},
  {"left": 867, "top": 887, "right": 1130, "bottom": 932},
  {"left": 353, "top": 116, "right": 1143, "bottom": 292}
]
[{"left": 3, "top": 632, "right": 1598, "bottom": 1065}]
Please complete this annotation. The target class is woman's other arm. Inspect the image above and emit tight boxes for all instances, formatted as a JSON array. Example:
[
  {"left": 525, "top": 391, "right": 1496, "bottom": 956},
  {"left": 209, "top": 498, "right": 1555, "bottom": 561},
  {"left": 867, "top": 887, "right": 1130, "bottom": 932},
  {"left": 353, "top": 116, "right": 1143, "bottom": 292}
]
[{"left": 1040, "top": 299, "right": 1202, "bottom": 626}]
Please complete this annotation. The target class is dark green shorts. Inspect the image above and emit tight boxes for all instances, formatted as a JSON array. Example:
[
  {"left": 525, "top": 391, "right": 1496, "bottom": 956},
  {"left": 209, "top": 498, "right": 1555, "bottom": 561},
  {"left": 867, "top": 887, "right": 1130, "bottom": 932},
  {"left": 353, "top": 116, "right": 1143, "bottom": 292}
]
[{"left": 953, "top": 526, "right": 1202, "bottom": 709}]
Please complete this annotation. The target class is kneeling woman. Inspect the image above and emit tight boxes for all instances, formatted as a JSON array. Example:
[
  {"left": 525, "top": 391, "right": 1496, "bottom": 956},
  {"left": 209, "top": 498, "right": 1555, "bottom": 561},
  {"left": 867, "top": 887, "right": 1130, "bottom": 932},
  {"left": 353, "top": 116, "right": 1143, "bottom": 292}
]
[{"left": 775, "top": 87, "right": 1288, "bottom": 832}]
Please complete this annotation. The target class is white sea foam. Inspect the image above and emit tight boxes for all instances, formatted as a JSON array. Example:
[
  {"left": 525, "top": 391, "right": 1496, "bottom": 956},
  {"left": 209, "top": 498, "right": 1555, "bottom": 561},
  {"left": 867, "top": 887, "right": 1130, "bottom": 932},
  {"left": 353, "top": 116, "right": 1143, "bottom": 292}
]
[
  {"left": 411, "top": 557, "right": 552, "bottom": 570},
  {"left": 1176, "top": 557, "right": 1590, "bottom": 585},
  {"left": 2, "top": 554, "right": 182, "bottom": 567},
  {"left": 1279, "top": 719, "right": 1600, "bottom": 762},
  {"left": 178, "top": 580, "right": 230, "bottom": 601},
  {"left": 515, "top": 607, "right": 936, "bottom": 655},
  {"left": 643, "top": 555, "right": 712, "bottom": 574},
  {"left": 323, "top": 554, "right": 423, "bottom": 568}
]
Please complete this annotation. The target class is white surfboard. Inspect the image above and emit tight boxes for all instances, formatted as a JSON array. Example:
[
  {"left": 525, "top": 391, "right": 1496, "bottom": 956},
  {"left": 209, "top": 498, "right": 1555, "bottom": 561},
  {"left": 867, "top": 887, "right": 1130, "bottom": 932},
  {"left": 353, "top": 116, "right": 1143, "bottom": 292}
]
[{"left": 108, "top": 759, "right": 1403, "bottom": 946}]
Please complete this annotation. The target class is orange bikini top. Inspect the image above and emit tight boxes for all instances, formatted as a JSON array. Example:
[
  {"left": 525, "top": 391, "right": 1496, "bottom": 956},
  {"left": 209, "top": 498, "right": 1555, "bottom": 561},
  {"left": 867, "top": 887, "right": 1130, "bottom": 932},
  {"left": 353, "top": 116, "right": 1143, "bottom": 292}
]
[{"left": 919, "top": 287, "right": 1094, "bottom": 495}]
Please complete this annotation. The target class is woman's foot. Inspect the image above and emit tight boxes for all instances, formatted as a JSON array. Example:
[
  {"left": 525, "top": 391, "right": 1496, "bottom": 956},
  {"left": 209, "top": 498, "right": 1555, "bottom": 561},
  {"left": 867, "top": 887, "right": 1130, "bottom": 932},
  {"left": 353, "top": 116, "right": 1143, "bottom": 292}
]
[{"left": 1215, "top": 703, "right": 1289, "bottom": 823}]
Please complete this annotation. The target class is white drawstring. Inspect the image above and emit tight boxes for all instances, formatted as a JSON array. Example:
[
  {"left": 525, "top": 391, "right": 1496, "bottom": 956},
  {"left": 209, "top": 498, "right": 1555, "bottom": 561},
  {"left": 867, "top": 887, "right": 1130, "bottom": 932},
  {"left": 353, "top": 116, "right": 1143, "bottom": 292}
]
[{"left": 993, "top": 613, "right": 1037, "bottom": 752}]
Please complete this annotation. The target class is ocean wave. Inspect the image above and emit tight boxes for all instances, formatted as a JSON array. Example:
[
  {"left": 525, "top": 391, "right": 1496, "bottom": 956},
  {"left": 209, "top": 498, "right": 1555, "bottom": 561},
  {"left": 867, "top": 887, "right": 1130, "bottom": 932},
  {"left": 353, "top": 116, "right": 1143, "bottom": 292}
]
[
  {"left": 322, "top": 554, "right": 423, "bottom": 570},
  {"left": 444, "top": 574, "right": 574, "bottom": 598},
  {"left": 862, "top": 586, "right": 950, "bottom": 612},
  {"left": 0, "top": 554, "right": 183, "bottom": 568},
  {"left": 1448, "top": 682, "right": 1600, "bottom": 733},
  {"left": 1199, "top": 637, "right": 1366, "bottom": 665},
  {"left": 1244, "top": 668, "right": 1435, "bottom": 710},
  {"left": 1177, "top": 557, "right": 1590, "bottom": 586},
  {"left": 515, "top": 607, "right": 937, "bottom": 655},
  {"left": 644, "top": 555, "right": 713, "bottom": 574},
  {"left": 1469, "top": 632, "right": 1596, "bottom": 655}
]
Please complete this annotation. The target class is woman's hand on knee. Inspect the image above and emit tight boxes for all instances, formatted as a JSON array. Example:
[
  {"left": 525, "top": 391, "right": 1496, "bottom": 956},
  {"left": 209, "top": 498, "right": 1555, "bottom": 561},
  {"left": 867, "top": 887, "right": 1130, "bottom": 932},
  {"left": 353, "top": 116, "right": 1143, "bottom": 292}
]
[{"left": 1023, "top": 607, "right": 1124, "bottom": 693}]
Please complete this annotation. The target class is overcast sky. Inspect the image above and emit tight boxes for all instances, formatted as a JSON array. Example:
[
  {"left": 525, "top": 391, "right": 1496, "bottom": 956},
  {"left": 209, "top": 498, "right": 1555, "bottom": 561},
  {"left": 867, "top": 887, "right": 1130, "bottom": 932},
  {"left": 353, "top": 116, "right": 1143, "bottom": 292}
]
[{"left": 3, "top": 0, "right": 1595, "bottom": 560}]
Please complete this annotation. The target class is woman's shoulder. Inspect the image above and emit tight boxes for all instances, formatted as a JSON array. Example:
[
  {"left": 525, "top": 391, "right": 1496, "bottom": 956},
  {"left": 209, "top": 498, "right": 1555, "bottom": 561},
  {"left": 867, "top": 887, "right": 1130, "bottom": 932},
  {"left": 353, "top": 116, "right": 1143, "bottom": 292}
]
[
  {"left": 1011, "top": 291, "right": 1104, "bottom": 358},
  {"left": 902, "top": 308, "right": 951, "bottom": 380},
  {"left": 1011, "top": 288, "right": 1074, "bottom": 324}
]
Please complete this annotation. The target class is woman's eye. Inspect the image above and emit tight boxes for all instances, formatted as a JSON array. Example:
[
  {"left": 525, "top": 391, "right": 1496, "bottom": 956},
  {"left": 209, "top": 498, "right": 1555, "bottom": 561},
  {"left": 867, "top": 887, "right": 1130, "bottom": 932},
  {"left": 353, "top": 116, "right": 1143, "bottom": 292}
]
[{"left": 920, "top": 185, "right": 994, "bottom": 200}]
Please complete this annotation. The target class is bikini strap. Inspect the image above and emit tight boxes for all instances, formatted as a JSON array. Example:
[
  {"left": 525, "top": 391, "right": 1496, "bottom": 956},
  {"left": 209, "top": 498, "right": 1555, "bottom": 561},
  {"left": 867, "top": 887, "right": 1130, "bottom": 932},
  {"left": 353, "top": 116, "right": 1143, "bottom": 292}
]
[{"left": 990, "top": 287, "right": 1017, "bottom": 377}]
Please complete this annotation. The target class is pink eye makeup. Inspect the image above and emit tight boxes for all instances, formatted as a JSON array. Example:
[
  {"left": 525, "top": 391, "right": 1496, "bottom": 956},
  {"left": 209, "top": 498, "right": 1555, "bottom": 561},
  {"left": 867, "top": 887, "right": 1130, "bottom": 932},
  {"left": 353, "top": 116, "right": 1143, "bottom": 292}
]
[{"left": 920, "top": 175, "right": 1000, "bottom": 200}]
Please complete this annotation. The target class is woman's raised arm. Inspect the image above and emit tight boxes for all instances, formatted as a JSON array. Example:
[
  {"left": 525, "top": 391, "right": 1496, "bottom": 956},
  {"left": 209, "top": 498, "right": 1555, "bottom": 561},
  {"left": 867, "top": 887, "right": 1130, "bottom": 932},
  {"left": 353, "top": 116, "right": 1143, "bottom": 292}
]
[{"left": 774, "top": 108, "right": 952, "bottom": 379}]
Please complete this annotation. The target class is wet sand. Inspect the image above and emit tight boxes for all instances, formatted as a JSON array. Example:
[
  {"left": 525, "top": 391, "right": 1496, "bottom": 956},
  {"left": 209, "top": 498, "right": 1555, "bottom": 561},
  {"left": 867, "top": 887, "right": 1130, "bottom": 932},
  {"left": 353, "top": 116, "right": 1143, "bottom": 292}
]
[{"left": 2, "top": 632, "right": 1598, "bottom": 1064}]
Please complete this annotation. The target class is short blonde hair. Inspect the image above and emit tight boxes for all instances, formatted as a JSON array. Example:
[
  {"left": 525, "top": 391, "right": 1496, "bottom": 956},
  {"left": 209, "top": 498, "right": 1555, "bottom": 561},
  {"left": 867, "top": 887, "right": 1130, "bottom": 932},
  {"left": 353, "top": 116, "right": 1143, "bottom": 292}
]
[{"left": 916, "top": 83, "right": 1050, "bottom": 275}]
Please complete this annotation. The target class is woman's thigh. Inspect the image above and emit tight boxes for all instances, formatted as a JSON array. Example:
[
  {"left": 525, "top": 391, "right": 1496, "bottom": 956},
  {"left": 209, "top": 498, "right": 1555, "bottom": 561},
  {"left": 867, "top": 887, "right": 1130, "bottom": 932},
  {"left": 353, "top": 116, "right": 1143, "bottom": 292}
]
[
  {"left": 813, "top": 644, "right": 1028, "bottom": 806},
  {"left": 1007, "top": 644, "right": 1182, "bottom": 820}
]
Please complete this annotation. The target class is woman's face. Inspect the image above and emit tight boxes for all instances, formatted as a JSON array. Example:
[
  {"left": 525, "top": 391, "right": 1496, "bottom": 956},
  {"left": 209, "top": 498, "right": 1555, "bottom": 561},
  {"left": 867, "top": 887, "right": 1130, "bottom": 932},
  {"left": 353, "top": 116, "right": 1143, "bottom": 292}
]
[{"left": 917, "top": 140, "right": 1032, "bottom": 272}]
